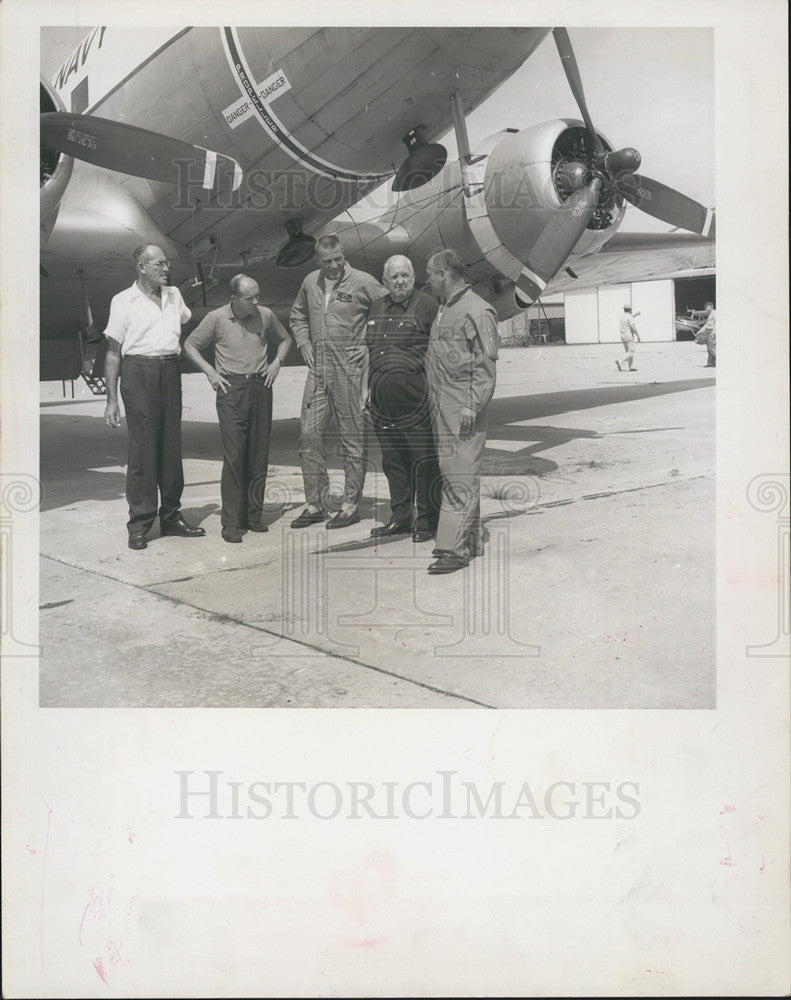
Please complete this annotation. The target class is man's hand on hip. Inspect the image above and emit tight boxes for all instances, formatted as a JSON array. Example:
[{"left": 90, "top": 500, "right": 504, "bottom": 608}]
[
  {"left": 264, "top": 359, "right": 281, "bottom": 387},
  {"left": 207, "top": 370, "right": 230, "bottom": 394}
]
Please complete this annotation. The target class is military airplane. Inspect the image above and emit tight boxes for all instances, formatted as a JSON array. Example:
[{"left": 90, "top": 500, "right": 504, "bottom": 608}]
[{"left": 39, "top": 26, "right": 715, "bottom": 384}]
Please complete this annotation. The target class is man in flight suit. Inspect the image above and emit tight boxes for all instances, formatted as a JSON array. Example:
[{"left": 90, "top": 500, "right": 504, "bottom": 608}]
[
  {"left": 184, "top": 275, "right": 292, "bottom": 543},
  {"left": 349, "top": 255, "right": 441, "bottom": 543},
  {"left": 289, "top": 235, "right": 385, "bottom": 529},
  {"left": 424, "top": 249, "right": 499, "bottom": 574}
]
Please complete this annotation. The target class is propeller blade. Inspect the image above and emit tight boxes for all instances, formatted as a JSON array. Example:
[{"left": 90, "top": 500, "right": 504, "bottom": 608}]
[
  {"left": 528, "top": 177, "right": 603, "bottom": 282},
  {"left": 618, "top": 172, "right": 715, "bottom": 236},
  {"left": 552, "top": 28, "right": 604, "bottom": 156},
  {"left": 40, "top": 112, "right": 243, "bottom": 195}
]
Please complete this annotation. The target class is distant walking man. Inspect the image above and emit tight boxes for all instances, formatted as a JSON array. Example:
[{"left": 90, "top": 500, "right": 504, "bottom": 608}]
[
  {"left": 104, "top": 243, "right": 205, "bottom": 550},
  {"left": 616, "top": 305, "right": 640, "bottom": 372},
  {"left": 184, "top": 275, "right": 292, "bottom": 542},
  {"left": 349, "top": 254, "right": 441, "bottom": 542},
  {"left": 700, "top": 301, "right": 716, "bottom": 367},
  {"left": 289, "top": 235, "right": 385, "bottom": 529},
  {"left": 424, "top": 249, "right": 499, "bottom": 574}
]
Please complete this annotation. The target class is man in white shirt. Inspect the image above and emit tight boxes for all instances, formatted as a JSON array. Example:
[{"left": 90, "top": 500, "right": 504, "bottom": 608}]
[
  {"left": 104, "top": 244, "right": 206, "bottom": 550},
  {"left": 616, "top": 305, "right": 640, "bottom": 372}
]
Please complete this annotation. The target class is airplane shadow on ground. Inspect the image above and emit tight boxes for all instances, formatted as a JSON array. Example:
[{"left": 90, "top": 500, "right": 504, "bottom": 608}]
[{"left": 39, "top": 377, "right": 714, "bottom": 515}]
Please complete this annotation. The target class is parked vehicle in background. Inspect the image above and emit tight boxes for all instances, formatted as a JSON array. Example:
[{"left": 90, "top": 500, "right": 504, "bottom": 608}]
[{"left": 675, "top": 307, "right": 707, "bottom": 341}]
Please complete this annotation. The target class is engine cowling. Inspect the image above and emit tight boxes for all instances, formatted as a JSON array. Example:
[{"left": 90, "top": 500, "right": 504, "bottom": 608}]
[
  {"left": 397, "top": 119, "right": 627, "bottom": 321},
  {"left": 482, "top": 119, "right": 625, "bottom": 267},
  {"left": 40, "top": 78, "right": 74, "bottom": 246}
]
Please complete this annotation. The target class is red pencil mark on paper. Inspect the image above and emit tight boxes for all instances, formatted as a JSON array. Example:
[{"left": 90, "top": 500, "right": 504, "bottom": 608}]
[
  {"left": 93, "top": 957, "right": 109, "bottom": 984},
  {"left": 720, "top": 835, "right": 735, "bottom": 867},
  {"left": 26, "top": 843, "right": 37, "bottom": 855},
  {"left": 720, "top": 804, "right": 736, "bottom": 815},
  {"left": 759, "top": 854, "right": 766, "bottom": 872},
  {"left": 350, "top": 937, "right": 386, "bottom": 948},
  {"left": 79, "top": 889, "right": 96, "bottom": 946}
]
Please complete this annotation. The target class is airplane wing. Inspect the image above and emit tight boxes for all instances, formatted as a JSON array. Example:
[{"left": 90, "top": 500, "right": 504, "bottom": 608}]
[{"left": 544, "top": 231, "right": 715, "bottom": 296}]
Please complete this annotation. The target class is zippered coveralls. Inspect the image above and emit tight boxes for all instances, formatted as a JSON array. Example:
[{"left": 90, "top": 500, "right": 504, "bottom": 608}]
[
  {"left": 290, "top": 265, "right": 385, "bottom": 509},
  {"left": 426, "top": 285, "right": 499, "bottom": 560}
]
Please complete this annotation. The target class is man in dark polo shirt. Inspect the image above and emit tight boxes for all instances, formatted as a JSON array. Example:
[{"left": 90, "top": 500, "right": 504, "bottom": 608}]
[
  {"left": 184, "top": 275, "right": 292, "bottom": 542},
  {"left": 349, "top": 255, "right": 441, "bottom": 542}
]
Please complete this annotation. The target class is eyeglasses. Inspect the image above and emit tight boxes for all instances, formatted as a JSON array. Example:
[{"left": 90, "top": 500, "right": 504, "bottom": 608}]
[{"left": 144, "top": 259, "right": 170, "bottom": 269}]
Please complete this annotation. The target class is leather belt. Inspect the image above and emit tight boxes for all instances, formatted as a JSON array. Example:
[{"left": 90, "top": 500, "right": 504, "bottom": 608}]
[{"left": 125, "top": 353, "right": 179, "bottom": 362}]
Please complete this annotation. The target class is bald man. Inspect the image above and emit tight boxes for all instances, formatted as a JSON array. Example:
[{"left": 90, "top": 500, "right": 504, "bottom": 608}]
[
  {"left": 185, "top": 275, "right": 292, "bottom": 542},
  {"left": 350, "top": 255, "right": 441, "bottom": 541},
  {"left": 104, "top": 243, "right": 205, "bottom": 550}
]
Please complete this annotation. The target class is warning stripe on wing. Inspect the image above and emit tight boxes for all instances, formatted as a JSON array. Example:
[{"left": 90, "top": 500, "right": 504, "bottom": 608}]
[{"left": 221, "top": 27, "right": 391, "bottom": 184}]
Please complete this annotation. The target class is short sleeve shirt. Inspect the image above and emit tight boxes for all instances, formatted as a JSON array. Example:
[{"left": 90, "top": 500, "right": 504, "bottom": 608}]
[
  {"left": 619, "top": 313, "right": 638, "bottom": 339},
  {"left": 186, "top": 303, "right": 289, "bottom": 375},
  {"left": 104, "top": 282, "right": 191, "bottom": 357}
]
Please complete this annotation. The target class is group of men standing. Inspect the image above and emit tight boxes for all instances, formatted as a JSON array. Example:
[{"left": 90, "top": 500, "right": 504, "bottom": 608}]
[{"left": 104, "top": 237, "right": 498, "bottom": 574}]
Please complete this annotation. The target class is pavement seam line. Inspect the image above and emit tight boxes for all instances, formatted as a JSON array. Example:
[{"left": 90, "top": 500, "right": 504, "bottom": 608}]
[{"left": 40, "top": 554, "right": 495, "bottom": 709}]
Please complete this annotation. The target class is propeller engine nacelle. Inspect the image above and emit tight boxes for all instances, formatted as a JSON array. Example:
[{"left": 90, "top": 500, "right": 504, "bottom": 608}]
[
  {"left": 480, "top": 119, "right": 626, "bottom": 269},
  {"left": 399, "top": 120, "right": 627, "bottom": 320},
  {"left": 40, "top": 79, "right": 74, "bottom": 246}
]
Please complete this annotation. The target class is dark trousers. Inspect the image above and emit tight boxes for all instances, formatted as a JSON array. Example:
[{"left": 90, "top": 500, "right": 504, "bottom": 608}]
[
  {"left": 216, "top": 378, "right": 273, "bottom": 529},
  {"left": 120, "top": 356, "right": 184, "bottom": 535},
  {"left": 373, "top": 412, "right": 441, "bottom": 530}
]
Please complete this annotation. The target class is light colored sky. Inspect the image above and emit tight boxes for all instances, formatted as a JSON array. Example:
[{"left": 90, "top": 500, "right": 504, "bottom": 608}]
[{"left": 41, "top": 26, "right": 714, "bottom": 233}]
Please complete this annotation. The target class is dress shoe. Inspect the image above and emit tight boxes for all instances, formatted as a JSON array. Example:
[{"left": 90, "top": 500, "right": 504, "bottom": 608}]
[
  {"left": 160, "top": 517, "right": 206, "bottom": 538},
  {"left": 370, "top": 520, "right": 410, "bottom": 538},
  {"left": 222, "top": 527, "right": 244, "bottom": 543},
  {"left": 247, "top": 522, "right": 269, "bottom": 532},
  {"left": 128, "top": 533, "right": 147, "bottom": 550},
  {"left": 412, "top": 528, "right": 435, "bottom": 543},
  {"left": 290, "top": 507, "right": 328, "bottom": 528},
  {"left": 427, "top": 552, "right": 468, "bottom": 574},
  {"left": 326, "top": 509, "right": 360, "bottom": 529}
]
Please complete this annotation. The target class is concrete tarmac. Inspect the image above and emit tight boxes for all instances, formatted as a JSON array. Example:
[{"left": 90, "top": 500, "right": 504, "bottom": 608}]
[{"left": 39, "top": 341, "right": 715, "bottom": 709}]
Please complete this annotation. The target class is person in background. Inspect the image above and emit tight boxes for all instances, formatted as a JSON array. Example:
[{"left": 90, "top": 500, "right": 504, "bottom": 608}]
[
  {"left": 616, "top": 305, "right": 640, "bottom": 372},
  {"left": 699, "top": 301, "right": 716, "bottom": 367}
]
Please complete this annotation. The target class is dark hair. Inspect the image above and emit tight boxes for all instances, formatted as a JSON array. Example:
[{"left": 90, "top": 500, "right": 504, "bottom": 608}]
[{"left": 427, "top": 248, "right": 465, "bottom": 279}]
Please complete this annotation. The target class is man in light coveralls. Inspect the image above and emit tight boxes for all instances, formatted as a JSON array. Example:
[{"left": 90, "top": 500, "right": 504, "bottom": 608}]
[
  {"left": 289, "top": 235, "right": 385, "bottom": 529},
  {"left": 424, "top": 249, "right": 499, "bottom": 575}
]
